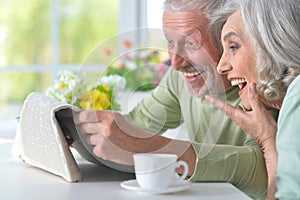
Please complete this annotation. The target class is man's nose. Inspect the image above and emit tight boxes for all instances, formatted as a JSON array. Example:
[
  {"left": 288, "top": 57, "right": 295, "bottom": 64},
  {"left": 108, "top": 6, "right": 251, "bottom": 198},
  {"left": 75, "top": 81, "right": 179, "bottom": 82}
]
[
  {"left": 217, "top": 55, "right": 232, "bottom": 74},
  {"left": 170, "top": 52, "right": 185, "bottom": 70},
  {"left": 168, "top": 43, "right": 188, "bottom": 70}
]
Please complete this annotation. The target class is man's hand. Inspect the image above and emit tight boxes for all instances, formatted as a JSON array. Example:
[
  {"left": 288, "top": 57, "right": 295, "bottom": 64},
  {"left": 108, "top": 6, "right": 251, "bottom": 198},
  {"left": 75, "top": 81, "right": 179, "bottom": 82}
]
[
  {"left": 74, "top": 110, "right": 196, "bottom": 175},
  {"left": 74, "top": 110, "right": 148, "bottom": 165}
]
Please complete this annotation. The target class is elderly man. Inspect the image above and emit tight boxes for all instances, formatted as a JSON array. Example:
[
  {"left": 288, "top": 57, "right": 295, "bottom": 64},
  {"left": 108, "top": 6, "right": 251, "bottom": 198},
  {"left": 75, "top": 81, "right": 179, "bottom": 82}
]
[{"left": 75, "top": 0, "right": 268, "bottom": 198}]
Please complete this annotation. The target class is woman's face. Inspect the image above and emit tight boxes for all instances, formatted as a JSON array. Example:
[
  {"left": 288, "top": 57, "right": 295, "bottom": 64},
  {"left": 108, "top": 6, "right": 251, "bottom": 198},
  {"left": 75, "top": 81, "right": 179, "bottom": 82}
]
[{"left": 218, "top": 11, "right": 258, "bottom": 110}]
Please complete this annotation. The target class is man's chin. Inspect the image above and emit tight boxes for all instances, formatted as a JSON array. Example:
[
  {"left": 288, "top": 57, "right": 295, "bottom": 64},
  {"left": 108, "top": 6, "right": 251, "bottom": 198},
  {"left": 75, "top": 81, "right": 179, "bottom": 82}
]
[{"left": 187, "top": 85, "right": 208, "bottom": 98}]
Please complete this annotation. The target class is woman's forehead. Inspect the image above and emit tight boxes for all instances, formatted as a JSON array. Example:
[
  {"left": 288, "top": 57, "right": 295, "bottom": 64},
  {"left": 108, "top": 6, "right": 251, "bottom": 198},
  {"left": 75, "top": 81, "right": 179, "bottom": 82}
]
[{"left": 222, "top": 11, "right": 246, "bottom": 40}]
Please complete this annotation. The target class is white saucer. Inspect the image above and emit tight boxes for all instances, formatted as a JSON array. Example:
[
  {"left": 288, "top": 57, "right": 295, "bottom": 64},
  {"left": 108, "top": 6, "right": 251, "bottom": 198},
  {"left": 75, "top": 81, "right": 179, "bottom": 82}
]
[{"left": 120, "top": 179, "right": 191, "bottom": 194}]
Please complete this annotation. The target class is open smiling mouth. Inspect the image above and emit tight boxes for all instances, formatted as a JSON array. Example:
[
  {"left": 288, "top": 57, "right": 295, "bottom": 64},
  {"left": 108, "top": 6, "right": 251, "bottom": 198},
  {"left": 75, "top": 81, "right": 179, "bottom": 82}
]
[
  {"left": 183, "top": 71, "right": 203, "bottom": 77},
  {"left": 231, "top": 78, "right": 247, "bottom": 91},
  {"left": 181, "top": 66, "right": 204, "bottom": 78}
]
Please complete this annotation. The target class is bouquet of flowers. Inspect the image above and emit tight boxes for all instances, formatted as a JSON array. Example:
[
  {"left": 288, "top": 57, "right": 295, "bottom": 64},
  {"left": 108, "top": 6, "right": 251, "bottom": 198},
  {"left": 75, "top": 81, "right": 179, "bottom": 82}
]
[
  {"left": 103, "top": 41, "right": 170, "bottom": 91},
  {"left": 45, "top": 71, "right": 125, "bottom": 111}
]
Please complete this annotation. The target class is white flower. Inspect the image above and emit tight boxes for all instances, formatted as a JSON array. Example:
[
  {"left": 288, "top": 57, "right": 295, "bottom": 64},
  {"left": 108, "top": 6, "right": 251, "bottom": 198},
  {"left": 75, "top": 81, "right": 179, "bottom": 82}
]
[
  {"left": 45, "top": 70, "right": 126, "bottom": 109},
  {"left": 97, "top": 74, "right": 126, "bottom": 92},
  {"left": 45, "top": 70, "right": 88, "bottom": 104}
]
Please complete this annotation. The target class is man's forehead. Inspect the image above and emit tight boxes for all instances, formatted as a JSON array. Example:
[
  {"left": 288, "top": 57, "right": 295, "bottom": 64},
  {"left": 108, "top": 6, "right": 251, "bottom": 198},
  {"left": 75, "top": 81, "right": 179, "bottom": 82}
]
[
  {"left": 162, "top": 10, "right": 208, "bottom": 35},
  {"left": 163, "top": 28, "right": 202, "bottom": 39}
]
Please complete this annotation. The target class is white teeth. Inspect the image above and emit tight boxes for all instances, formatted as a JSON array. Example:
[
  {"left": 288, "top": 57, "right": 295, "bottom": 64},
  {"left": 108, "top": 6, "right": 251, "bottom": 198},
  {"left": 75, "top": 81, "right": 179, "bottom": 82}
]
[
  {"left": 183, "top": 71, "right": 202, "bottom": 77},
  {"left": 231, "top": 78, "right": 246, "bottom": 86}
]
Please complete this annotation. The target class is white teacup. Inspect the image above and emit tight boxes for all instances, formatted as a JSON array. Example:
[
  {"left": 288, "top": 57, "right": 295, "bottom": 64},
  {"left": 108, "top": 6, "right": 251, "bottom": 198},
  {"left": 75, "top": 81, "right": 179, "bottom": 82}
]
[{"left": 133, "top": 153, "right": 189, "bottom": 190}]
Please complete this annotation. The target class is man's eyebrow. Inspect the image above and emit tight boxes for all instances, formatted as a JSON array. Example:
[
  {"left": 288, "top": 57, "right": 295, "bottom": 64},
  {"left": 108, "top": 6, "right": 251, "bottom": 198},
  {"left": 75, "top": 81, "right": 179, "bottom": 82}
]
[
  {"left": 184, "top": 30, "right": 200, "bottom": 37},
  {"left": 223, "top": 31, "right": 238, "bottom": 42}
]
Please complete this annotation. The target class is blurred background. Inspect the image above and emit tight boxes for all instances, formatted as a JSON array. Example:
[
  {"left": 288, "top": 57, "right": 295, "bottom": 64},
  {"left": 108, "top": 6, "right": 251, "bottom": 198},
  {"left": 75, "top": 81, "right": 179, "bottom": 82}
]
[{"left": 0, "top": 0, "right": 166, "bottom": 136}]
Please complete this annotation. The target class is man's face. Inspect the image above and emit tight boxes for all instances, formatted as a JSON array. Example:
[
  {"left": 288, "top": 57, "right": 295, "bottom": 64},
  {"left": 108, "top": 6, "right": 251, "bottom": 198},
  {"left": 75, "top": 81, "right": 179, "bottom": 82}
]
[{"left": 162, "top": 10, "right": 230, "bottom": 97}]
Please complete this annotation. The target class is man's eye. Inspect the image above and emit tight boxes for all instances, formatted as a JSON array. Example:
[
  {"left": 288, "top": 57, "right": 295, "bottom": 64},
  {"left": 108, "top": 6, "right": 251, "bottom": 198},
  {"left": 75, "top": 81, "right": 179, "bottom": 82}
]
[
  {"left": 166, "top": 38, "right": 173, "bottom": 45},
  {"left": 185, "top": 39, "right": 201, "bottom": 50}
]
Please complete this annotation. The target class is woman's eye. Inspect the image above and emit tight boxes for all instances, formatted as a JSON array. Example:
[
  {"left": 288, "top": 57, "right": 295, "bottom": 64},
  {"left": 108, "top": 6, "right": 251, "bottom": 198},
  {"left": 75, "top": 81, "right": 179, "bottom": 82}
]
[{"left": 229, "top": 45, "right": 240, "bottom": 53}]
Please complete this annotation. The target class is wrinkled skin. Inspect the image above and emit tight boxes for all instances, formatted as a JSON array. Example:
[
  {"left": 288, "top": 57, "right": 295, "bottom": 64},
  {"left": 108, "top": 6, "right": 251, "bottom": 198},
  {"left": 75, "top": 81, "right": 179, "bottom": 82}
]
[{"left": 205, "top": 11, "right": 280, "bottom": 200}]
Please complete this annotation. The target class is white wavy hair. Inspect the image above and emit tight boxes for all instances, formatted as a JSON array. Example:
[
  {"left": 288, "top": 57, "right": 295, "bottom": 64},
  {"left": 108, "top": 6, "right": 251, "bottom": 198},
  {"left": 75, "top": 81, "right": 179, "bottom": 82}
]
[{"left": 240, "top": 0, "right": 300, "bottom": 100}]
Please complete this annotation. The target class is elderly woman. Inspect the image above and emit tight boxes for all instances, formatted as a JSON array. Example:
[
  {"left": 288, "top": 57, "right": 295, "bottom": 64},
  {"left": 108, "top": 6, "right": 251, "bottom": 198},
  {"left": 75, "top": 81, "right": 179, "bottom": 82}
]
[{"left": 205, "top": 0, "right": 300, "bottom": 199}]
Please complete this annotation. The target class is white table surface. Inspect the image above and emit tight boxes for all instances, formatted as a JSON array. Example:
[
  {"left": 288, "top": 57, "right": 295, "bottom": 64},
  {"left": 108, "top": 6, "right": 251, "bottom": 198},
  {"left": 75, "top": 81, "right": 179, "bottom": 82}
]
[{"left": 0, "top": 139, "right": 251, "bottom": 200}]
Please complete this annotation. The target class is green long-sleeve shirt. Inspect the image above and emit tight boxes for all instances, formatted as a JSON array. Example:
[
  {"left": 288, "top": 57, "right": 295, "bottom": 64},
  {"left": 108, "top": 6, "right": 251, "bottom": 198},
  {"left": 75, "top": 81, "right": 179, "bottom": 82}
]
[
  {"left": 128, "top": 69, "right": 267, "bottom": 199},
  {"left": 276, "top": 75, "right": 300, "bottom": 200}
]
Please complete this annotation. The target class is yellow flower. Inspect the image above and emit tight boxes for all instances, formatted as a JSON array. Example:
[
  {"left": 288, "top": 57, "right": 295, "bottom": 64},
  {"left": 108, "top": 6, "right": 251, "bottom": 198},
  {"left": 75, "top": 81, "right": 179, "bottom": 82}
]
[
  {"left": 102, "top": 84, "right": 110, "bottom": 92},
  {"left": 80, "top": 89, "right": 111, "bottom": 110}
]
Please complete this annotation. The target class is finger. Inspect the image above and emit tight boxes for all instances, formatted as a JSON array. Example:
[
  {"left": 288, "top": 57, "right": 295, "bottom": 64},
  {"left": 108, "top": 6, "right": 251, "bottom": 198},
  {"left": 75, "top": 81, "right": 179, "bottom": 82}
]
[
  {"left": 74, "top": 110, "right": 103, "bottom": 124},
  {"left": 86, "top": 134, "right": 103, "bottom": 146},
  {"left": 85, "top": 134, "right": 94, "bottom": 145},
  {"left": 205, "top": 95, "right": 251, "bottom": 129},
  {"left": 74, "top": 111, "right": 93, "bottom": 124},
  {"left": 236, "top": 105, "right": 245, "bottom": 111},
  {"left": 205, "top": 95, "right": 244, "bottom": 119},
  {"left": 205, "top": 94, "right": 228, "bottom": 112},
  {"left": 80, "top": 122, "right": 103, "bottom": 134},
  {"left": 248, "top": 83, "right": 266, "bottom": 112}
]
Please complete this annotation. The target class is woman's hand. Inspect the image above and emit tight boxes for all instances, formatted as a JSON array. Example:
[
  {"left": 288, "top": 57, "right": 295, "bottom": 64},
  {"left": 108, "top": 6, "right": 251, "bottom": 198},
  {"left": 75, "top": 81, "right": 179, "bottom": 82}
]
[
  {"left": 206, "top": 83, "right": 278, "bottom": 199},
  {"left": 205, "top": 83, "right": 277, "bottom": 150}
]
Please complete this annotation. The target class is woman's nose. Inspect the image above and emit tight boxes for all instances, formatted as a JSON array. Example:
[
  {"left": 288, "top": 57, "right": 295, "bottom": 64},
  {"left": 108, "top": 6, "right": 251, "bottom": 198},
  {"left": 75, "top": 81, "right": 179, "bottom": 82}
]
[{"left": 217, "top": 55, "right": 232, "bottom": 74}]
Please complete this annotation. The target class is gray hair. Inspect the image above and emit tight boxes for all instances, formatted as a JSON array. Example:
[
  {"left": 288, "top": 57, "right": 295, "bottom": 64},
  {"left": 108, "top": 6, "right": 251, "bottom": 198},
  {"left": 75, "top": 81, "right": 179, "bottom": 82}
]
[
  {"left": 163, "top": 0, "right": 229, "bottom": 56},
  {"left": 210, "top": 0, "right": 300, "bottom": 101},
  {"left": 240, "top": 0, "right": 300, "bottom": 101},
  {"left": 208, "top": 0, "right": 239, "bottom": 58},
  {"left": 163, "top": 0, "right": 225, "bottom": 12}
]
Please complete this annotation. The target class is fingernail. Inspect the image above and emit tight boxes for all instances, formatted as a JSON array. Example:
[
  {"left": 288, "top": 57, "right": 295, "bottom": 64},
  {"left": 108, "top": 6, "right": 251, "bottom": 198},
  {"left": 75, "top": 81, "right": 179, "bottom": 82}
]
[
  {"left": 205, "top": 95, "right": 212, "bottom": 102},
  {"left": 250, "top": 83, "right": 256, "bottom": 92}
]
